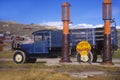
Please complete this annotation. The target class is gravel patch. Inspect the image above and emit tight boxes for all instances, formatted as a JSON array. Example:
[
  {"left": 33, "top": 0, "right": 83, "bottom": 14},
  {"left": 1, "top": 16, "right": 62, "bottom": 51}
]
[{"left": 69, "top": 71, "right": 105, "bottom": 78}]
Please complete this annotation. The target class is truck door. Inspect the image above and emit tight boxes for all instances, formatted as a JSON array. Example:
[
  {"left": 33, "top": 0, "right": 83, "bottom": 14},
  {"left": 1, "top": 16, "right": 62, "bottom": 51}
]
[{"left": 34, "top": 33, "right": 49, "bottom": 53}]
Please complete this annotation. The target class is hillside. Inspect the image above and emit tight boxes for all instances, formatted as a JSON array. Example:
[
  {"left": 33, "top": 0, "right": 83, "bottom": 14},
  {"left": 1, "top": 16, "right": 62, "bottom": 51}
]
[{"left": 0, "top": 20, "right": 58, "bottom": 36}]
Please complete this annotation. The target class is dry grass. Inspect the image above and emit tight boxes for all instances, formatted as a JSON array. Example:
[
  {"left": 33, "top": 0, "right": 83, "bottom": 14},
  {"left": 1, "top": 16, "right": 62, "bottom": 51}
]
[
  {"left": 84, "top": 75, "right": 120, "bottom": 80},
  {"left": 0, "top": 68, "right": 74, "bottom": 80},
  {"left": 24, "top": 69, "right": 73, "bottom": 80},
  {"left": 1, "top": 70, "right": 120, "bottom": 80},
  {"left": 0, "top": 61, "right": 120, "bottom": 80},
  {"left": 114, "top": 49, "right": 120, "bottom": 59},
  {"left": 0, "top": 70, "right": 27, "bottom": 80},
  {"left": 54, "top": 64, "right": 120, "bottom": 73},
  {"left": 0, "top": 50, "right": 13, "bottom": 58}
]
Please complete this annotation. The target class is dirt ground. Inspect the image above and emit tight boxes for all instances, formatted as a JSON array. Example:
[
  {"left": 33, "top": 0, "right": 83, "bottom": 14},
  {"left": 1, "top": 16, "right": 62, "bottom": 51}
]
[{"left": 0, "top": 58, "right": 120, "bottom": 66}]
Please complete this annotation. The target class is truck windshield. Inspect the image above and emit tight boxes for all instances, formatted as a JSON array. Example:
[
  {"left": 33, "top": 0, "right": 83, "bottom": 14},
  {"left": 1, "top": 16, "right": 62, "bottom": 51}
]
[{"left": 35, "top": 35, "right": 42, "bottom": 42}]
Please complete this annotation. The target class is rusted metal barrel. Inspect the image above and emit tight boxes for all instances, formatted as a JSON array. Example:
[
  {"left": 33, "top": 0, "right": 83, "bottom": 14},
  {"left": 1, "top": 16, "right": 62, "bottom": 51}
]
[
  {"left": 60, "top": 2, "right": 71, "bottom": 62},
  {"left": 102, "top": 0, "right": 112, "bottom": 20},
  {"left": 102, "top": 0, "right": 113, "bottom": 65}
]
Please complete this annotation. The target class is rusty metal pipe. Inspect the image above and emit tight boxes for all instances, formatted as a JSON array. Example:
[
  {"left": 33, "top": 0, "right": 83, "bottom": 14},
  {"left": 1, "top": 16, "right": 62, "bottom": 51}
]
[
  {"left": 60, "top": 2, "right": 71, "bottom": 62},
  {"left": 102, "top": 21, "right": 113, "bottom": 65},
  {"left": 102, "top": 0, "right": 114, "bottom": 65},
  {"left": 61, "top": 34, "right": 71, "bottom": 62},
  {"left": 102, "top": 34, "right": 113, "bottom": 64}
]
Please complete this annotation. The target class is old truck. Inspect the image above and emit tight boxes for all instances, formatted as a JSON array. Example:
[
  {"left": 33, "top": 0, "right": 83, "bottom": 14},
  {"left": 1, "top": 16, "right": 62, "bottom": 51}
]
[{"left": 12, "top": 27, "right": 118, "bottom": 64}]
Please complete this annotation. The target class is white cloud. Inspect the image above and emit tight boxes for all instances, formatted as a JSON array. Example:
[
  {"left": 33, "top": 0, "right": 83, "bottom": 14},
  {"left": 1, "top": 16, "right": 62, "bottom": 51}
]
[
  {"left": 39, "top": 21, "right": 120, "bottom": 29},
  {"left": 94, "top": 24, "right": 103, "bottom": 28},
  {"left": 39, "top": 21, "right": 73, "bottom": 29},
  {"left": 39, "top": 21, "right": 63, "bottom": 29},
  {"left": 71, "top": 23, "right": 103, "bottom": 29},
  {"left": 116, "top": 25, "right": 120, "bottom": 29}
]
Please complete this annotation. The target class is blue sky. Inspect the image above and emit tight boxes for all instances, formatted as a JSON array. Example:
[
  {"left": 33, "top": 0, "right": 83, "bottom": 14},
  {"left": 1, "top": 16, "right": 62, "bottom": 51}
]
[{"left": 0, "top": 0, "right": 120, "bottom": 26}]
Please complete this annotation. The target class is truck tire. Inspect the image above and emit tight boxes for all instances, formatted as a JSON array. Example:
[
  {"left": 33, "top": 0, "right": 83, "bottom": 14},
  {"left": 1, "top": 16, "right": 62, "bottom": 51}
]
[
  {"left": 92, "top": 54, "right": 97, "bottom": 62},
  {"left": 76, "top": 51, "right": 93, "bottom": 63},
  {"left": 88, "top": 51, "right": 93, "bottom": 64},
  {"left": 26, "top": 58, "right": 37, "bottom": 63},
  {"left": 76, "top": 53, "right": 81, "bottom": 63},
  {"left": 13, "top": 50, "right": 26, "bottom": 64}
]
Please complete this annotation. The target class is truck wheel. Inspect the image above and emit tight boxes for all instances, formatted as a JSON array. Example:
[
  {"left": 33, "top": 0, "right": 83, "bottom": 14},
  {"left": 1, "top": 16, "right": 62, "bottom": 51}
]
[
  {"left": 92, "top": 54, "right": 97, "bottom": 62},
  {"left": 76, "top": 53, "right": 81, "bottom": 63},
  {"left": 76, "top": 51, "right": 93, "bottom": 63},
  {"left": 88, "top": 51, "right": 93, "bottom": 63},
  {"left": 26, "top": 58, "right": 37, "bottom": 63},
  {"left": 13, "top": 50, "right": 26, "bottom": 64}
]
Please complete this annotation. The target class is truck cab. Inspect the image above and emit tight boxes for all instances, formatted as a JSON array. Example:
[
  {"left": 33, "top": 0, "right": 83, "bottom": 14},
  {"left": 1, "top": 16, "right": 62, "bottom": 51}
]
[{"left": 12, "top": 30, "right": 62, "bottom": 64}]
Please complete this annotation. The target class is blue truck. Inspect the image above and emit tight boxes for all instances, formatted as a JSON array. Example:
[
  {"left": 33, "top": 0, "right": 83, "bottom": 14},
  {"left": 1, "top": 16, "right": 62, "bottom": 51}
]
[{"left": 12, "top": 27, "right": 118, "bottom": 64}]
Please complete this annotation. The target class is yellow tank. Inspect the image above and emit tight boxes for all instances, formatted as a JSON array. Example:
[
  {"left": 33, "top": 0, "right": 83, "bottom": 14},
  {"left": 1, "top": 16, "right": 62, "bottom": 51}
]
[
  {"left": 76, "top": 40, "right": 91, "bottom": 52},
  {"left": 76, "top": 41, "right": 92, "bottom": 62}
]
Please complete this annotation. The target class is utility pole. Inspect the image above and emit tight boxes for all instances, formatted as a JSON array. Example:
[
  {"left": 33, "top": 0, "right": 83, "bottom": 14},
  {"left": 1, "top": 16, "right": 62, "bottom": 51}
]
[
  {"left": 102, "top": 0, "right": 113, "bottom": 65},
  {"left": 60, "top": 2, "right": 71, "bottom": 62}
]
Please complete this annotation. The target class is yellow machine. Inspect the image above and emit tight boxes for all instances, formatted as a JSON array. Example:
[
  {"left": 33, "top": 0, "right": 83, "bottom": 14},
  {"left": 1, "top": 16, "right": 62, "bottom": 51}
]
[{"left": 76, "top": 41, "right": 93, "bottom": 63}]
